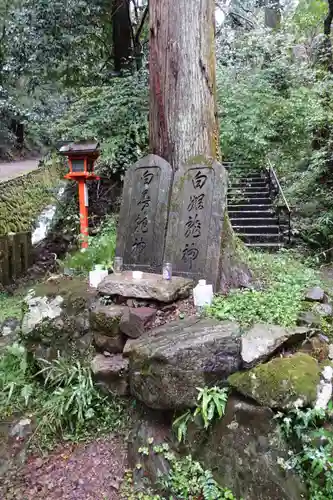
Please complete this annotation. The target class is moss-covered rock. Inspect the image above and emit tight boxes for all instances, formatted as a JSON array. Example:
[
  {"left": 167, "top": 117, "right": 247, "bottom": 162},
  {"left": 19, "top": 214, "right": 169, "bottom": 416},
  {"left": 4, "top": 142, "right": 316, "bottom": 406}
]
[
  {"left": 228, "top": 353, "right": 323, "bottom": 409},
  {"left": 89, "top": 302, "right": 126, "bottom": 336},
  {"left": 21, "top": 276, "right": 96, "bottom": 362}
]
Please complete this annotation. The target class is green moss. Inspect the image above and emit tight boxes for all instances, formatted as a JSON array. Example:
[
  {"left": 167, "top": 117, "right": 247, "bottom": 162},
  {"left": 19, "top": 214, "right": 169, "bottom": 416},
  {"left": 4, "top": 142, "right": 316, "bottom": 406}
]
[
  {"left": 228, "top": 353, "right": 320, "bottom": 409},
  {"left": 186, "top": 155, "right": 215, "bottom": 168},
  {"left": 89, "top": 305, "right": 123, "bottom": 336},
  {"left": 0, "top": 157, "right": 62, "bottom": 235}
]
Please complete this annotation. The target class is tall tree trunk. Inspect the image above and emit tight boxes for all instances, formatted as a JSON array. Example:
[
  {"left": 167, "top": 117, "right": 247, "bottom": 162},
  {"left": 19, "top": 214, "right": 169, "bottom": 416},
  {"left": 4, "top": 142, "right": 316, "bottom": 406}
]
[
  {"left": 323, "top": 0, "right": 333, "bottom": 71},
  {"left": 264, "top": 1, "right": 281, "bottom": 29},
  {"left": 149, "top": 0, "right": 220, "bottom": 169},
  {"left": 112, "top": 0, "right": 132, "bottom": 73},
  {"left": 149, "top": 0, "right": 251, "bottom": 291}
]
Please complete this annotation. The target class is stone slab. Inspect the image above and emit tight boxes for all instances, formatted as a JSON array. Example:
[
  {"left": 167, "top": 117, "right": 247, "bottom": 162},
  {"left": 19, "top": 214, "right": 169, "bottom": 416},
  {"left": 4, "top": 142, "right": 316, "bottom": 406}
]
[
  {"left": 116, "top": 154, "right": 173, "bottom": 273},
  {"left": 241, "top": 323, "right": 309, "bottom": 368},
  {"left": 98, "top": 271, "right": 193, "bottom": 303},
  {"left": 164, "top": 158, "right": 227, "bottom": 291},
  {"left": 305, "top": 286, "right": 325, "bottom": 302}
]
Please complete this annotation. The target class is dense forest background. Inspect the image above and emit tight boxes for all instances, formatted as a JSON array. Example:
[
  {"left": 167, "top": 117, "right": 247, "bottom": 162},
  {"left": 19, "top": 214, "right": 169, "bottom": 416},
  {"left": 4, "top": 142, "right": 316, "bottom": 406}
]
[{"left": 1, "top": 0, "right": 333, "bottom": 251}]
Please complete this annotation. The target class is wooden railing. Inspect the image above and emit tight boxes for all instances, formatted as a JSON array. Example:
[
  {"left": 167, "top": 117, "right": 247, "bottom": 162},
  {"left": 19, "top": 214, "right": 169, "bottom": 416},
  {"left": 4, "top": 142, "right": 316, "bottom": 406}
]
[{"left": 0, "top": 232, "right": 32, "bottom": 285}]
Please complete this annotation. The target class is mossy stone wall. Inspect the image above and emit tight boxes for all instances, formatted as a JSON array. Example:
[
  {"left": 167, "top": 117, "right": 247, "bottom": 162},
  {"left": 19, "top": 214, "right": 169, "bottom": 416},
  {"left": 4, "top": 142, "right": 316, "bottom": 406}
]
[{"left": 0, "top": 159, "right": 62, "bottom": 235}]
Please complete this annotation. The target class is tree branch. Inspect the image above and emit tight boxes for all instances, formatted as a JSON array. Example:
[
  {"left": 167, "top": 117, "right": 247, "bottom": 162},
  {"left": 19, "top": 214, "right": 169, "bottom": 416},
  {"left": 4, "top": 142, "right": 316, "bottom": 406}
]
[{"left": 134, "top": 5, "right": 148, "bottom": 43}]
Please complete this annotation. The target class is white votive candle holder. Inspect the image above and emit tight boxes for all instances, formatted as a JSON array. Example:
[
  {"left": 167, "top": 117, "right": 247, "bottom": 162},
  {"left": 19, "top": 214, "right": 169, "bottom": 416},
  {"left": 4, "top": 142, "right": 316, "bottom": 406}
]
[{"left": 132, "top": 270, "right": 143, "bottom": 280}]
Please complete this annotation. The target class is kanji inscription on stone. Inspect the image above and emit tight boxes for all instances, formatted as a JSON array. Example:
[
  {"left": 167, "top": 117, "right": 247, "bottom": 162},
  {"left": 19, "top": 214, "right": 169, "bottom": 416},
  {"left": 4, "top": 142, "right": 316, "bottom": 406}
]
[
  {"left": 164, "top": 158, "right": 227, "bottom": 290},
  {"left": 116, "top": 155, "right": 173, "bottom": 272}
]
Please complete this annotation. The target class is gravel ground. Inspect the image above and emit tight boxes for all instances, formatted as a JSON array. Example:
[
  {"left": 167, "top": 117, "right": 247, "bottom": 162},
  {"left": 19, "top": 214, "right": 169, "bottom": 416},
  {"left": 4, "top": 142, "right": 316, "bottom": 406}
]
[{"left": 1, "top": 434, "right": 127, "bottom": 500}]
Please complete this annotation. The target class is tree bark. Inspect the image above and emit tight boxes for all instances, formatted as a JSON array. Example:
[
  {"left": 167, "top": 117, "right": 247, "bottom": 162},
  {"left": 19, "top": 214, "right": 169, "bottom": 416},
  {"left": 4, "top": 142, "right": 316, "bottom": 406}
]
[
  {"left": 323, "top": 0, "right": 333, "bottom": 71},
  {"left": 112, "top": 0, "right": 132, "bottom": 73},
  {"left": 149, "top": 0, "right": 220, "bottom": 169},
  {"left": 149, "top": 0, "right": 251, "bottom": 291}
]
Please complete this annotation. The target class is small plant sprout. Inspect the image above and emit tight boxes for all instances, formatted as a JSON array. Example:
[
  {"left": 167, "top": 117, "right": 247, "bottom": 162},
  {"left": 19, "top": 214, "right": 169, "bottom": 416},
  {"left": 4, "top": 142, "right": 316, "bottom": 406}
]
[{"left": 173, "top": 386, "right": 229, "bottom": 443}]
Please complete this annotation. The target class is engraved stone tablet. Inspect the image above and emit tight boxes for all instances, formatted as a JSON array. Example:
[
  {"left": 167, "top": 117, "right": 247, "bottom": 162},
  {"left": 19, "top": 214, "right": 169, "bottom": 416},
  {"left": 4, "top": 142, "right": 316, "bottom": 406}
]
[
  {"left": 116, "top": 155, "right": 173, "bottom": 272},
  {"left": 164, "top": 158, "right": 227, "bottom": 290}
]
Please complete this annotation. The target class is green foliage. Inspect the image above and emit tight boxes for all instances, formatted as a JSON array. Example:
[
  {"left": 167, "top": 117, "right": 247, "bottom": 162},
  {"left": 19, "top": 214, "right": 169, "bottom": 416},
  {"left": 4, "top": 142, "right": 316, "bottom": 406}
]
[
  {"left": 173, "top": 386, "right": 229, "bottom": 443},
  {"left": 0, "top": 343, "right": 127, "bottom": 448},
  {"left": 63, "top": 215, "right": 117, "bottom": 273},
  {"left": 208, "top": 251, "right": 319, "bottom": 327},
  {"left": 0, "top": 343, "right": 37, "bottom": 417},
  {"left": 216, "top": 12, "right": 333, "bottom": 251},
  {"left": 194, "top": 386, "right": 229, "bottom": 430},
  {"left": 54, "top": 72, "right": 149, "bottom": 178},
  {"left": 276, "top": 404, "right": 333, "bottom": 499},
  {"left": 122, "top": 443, "right": 237, "bottom": 499},
  {"left": 0, "top": 292, "right": 24, "bottom": 322},
  {"left": 35, "top": 355, "right": 126, "bottom": 441},
  {"left": 292, "top": 0, "right": 327, "bottom": 40}
]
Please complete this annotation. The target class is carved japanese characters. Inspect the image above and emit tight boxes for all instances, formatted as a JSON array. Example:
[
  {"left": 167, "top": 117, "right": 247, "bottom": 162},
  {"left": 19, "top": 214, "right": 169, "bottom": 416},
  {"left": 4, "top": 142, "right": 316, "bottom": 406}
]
[
  {"left": 164, "top": 158, "right": 227, "bottom": 290},
  {"left": 116, "top": 155, "right": 173, "bottom": 272}
]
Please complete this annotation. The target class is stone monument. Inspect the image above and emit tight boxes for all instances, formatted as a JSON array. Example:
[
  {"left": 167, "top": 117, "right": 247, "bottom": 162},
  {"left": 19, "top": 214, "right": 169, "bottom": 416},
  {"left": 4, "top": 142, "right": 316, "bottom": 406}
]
[
  {"left": 116, "top": 155, "right": 173, "bottom": 273},
  {"left": 164, "top": 158, "right": 227, "bottom": 290}
]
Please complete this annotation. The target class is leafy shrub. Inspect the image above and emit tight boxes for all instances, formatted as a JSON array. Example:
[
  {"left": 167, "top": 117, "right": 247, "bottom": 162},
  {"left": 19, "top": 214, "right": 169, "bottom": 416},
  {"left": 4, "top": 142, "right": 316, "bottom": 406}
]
[
  {"left": 36, "top": 356, "right": 126, "bottom": 441},
  {"left": 277, "top": 404, "right": 333, "bottom": 499},
  {"left": 173, "top": 386, "right": 229, "bottom": 443},
  {"left": 0, "top": 343, "right": 127, "bottom": 447},
  {"left": 208, "top": 251, "right": 319, "bottom": 327},
  {"left": 0, "top": 343, "right": 37, "bottom": 417},
  {"left": 63, "top": 215, "right": 117, "bottom": 273},
  {"left": 54, "top": 71, "right": 149, "bottom": 178},
  {"left": 123, "top": 443, "right": 237, "bottom": 500},
  {"left": 216, "top": 18, "right": 333, "bottom": 252}
]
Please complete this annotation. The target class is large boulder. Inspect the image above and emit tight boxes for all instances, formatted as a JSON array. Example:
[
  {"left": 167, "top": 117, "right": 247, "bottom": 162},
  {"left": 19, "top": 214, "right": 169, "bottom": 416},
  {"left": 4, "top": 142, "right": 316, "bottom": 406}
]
[
  {"left": 98, "top": 271, "right": 193, "bottom": 303},
  {"left": 187, "top": 395, "right": 306, "bottom": 500},
  {"left": 21, "top": 277, "right": 96, "bottom": 362},
  {"left": 229, "top": 352, "right": 331, "bottom": 410},
  {"left": 125, "top": 317, "right": 241, "bottom": 409},
  {"left": 241, "top": 324, "right": 308, "bottom": 369}
]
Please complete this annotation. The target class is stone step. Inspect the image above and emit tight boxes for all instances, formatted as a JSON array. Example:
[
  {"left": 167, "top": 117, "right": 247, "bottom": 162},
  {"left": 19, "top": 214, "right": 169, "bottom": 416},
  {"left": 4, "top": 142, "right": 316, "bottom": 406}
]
[
  {"left": 228, "top": 189, "right": 270, "bottom": 197},
  {"left": 228, "top": 197, "right": 272, "bottom": 206},
  {"left": 230, "top": 217, "right": 278, "bottom": 226},
  {"left": 229, "top": 175, "right": 266, "bottom": 184},
  {"left": 238, "top": 233, "right": 281, "bottom": 243},
  {"left": 233, "top": 225, "right": 280, "bottom": 235},
  {"left": 245, "top": 242, "right": 284, "bottom": 252},
  {"left": 228, "top": 204, "right": 274, "bottom": 212},
  {"left": 230, "top": 184, "right": 268, "bottom": 192},
  {"left": 229, "top": 209, "right": 274, "bottom": 218}
]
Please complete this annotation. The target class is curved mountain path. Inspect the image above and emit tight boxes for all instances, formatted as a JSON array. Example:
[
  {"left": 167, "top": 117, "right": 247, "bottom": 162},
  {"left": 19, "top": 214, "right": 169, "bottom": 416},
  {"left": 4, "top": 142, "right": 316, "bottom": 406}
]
[{"left": 0, "top": 158, "right": 41, "bottom": 183}]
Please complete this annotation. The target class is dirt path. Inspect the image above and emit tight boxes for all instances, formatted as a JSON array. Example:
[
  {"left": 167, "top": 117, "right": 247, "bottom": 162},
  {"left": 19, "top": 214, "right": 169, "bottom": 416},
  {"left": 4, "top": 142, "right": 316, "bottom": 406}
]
[
  {"left": 0, "top": 158, "right": 41, "bottom": 182},
  {"left": 1, "top": 434, "right": 127, "bottom": 500}
]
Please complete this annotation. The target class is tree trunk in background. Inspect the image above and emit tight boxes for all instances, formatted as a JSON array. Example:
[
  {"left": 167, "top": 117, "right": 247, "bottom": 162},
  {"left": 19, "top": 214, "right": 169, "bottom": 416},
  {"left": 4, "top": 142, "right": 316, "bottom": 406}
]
[
  {"left": 264, "top": 1, "right": 281, "bottom": 29},
  {"left": 149, "top": 0, "right": 251, "bottom": 291},
  {"left": 149, "top": 0, "right": 220, "bottom": 169},
  {"left": 112, "top": 0, "right": 132, "bottom": 73}
]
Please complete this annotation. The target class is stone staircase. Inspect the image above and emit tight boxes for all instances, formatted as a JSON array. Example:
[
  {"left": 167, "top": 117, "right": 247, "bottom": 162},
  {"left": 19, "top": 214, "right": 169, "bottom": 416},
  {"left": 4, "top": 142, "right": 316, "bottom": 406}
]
[{"left": 228, "top": 169, "right": 287, "bottom": 251}]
